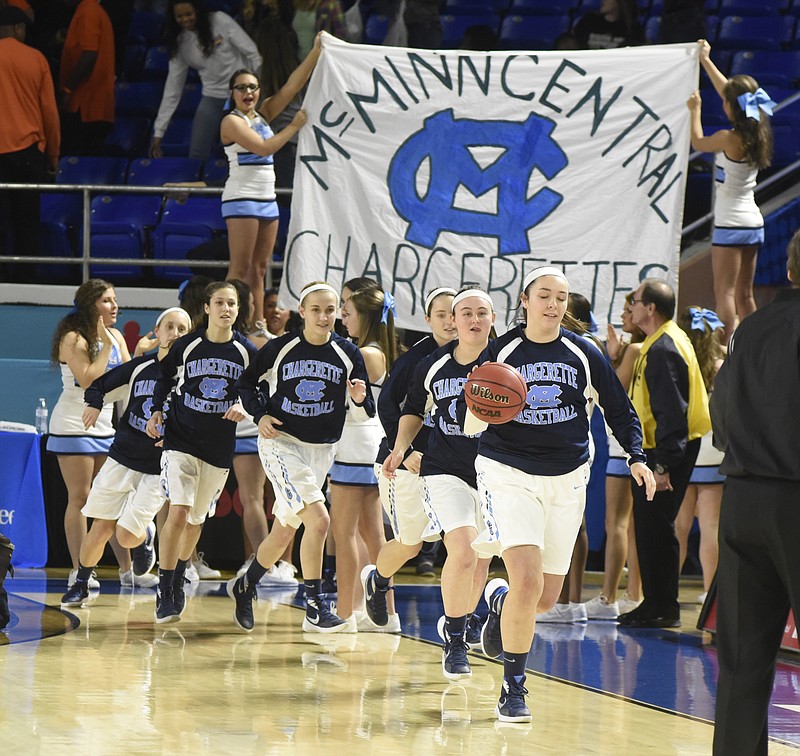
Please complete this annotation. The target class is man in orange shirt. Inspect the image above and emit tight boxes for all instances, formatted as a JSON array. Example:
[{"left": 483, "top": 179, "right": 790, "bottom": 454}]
[
  {"left": 0, "top": 6, "right": 60, "bottom": 283},
  {"left": 59, "top": 0, "right": 115, "bottom": 156}
]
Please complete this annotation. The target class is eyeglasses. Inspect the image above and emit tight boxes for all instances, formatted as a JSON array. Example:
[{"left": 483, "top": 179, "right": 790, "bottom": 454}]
[
  {"left": 630, "top": 298, "right": 645, "bottom": 305},
  {"left": 233, "top": 83, "right": 260, "bottom": 93}
]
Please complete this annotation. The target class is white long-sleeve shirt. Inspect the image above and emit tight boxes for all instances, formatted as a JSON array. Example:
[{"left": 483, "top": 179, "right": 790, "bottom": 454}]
[{"left": 153, "top": 12, "right": 262, "bottom": 138}]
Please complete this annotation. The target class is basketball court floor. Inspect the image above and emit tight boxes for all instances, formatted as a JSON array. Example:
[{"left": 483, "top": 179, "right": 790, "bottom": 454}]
[{"left": 2, "top": 569, "right": 799, "bottom": 754}]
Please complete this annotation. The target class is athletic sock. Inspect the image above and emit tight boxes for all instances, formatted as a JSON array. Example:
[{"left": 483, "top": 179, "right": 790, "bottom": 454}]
[
  {"left": 174, "top": 558, "right": 188, "bottom": 584},
  {"left": 304, "top": 578, "right": 322, "bottom": 600},
  {"left": 374, "top": 570, "right": 391, "bottom": 589},
  {"left": 444, "top": 614, "right": 467, "bottom": 639},
  {"left": 244, "top": 557, "right": 268, "bottom": 589},
  {"left": 503, "top": 651, "right": 528, "bottom": 682},
  {"left": 159, "top": 568, "right": 175, "bottom": 590},
  {"left": 76, "top": 563, "right": 94, "bottom": 583}
]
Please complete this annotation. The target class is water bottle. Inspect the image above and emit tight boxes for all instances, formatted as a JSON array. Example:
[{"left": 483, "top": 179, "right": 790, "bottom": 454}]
[{"left": 35, "top": 398, "right": 48, "bottom": 434}]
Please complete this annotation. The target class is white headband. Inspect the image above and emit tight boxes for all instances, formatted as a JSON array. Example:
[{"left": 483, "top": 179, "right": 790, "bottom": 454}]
[
  {"left": 451, "top": 289, "right": 494, "bottom": 312},
  {"left": 156, "top": 307, "right": 191, "bottom": 327},
  {"left": 299, "top": 283, "right": 338, "bottom": 303},
  {"left": 424, "top": 287, "right": 457, "bottom": 314},
  {"left": 522, "top": 266, "right": 569, "bottom": 292}
]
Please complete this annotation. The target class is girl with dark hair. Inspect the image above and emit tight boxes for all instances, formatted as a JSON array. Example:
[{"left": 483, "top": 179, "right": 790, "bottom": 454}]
[
  {"left": 221, "top": 34, "right": 320, "bottom": 325},
  {"left": 48, "top": 279, "right": 132, "bottom": 585},
  {"left": 572, "top": 0, "right": 644, "bottom": 49},
  {"left": 149, "top": 0, "right": 262, "bottom": 160},
  {"left": 688, "top": 39, "right": 775, "bottom": 337}
]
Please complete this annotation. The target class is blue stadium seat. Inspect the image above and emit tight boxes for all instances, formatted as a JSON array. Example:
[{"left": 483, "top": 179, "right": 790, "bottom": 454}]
[
  {"left": 718, "top": 0, "right": 787, "bottom": 17},
  {"left": 441, "top": 14, "right": 500, "bottom": 47},
  {"left": 127, "top": 10, "right": 165, "bottom": 46},
  {"left": 507, "top": 0, "right": 578, "bottom": 15},
  {"left": 730, "top": 50, "right": 800, "bottom": 88},
  {"left": 175, "top": 83, "right": 203, "bottom": 117},
  {"left": 443, "top": 0, "right": 497, "bottom": 14},
  {"left": 363, "top": 14, "right": 389, "bottom": 44},
  {"left": 85, "top": 194, "right": 163, "bottom": 282},
  {"left": 152, "top": 197, "right": 226, "bottom": 282},
  {"left": 771, "top": 124, "right": 800, "bottom": 167},
  {"left": 499, "top": 14, "right": 570, "bottom": 50},
  {"left": 699, "top": 87, "right": 729, "bottom": 127},
  {"left": 103, "top": 117, "right": 152, "bottom": 157},
  {"left": 160, "top": 117, "right": 194, "bottom": 157},
  {"left": 705, "top": 0, "right": 720, "bottom": 10},
  {"left": 115, "top": 81, "right": 162, "bottom": 119},
  {"left": 56, "top": 156, "right": 128, "bottom": 186},
  {"left": 645, "top": 16, "right": 660, "bottom": 43},
  {"left": 716, "top": 15, "right": 796, "bottom": 50},
  {"left": 121, "top": 44, "right": 146, "bottom": 81},
  {"left": 141, "top": 46, "right": 170, "bottom": 82},
  {"left": 203, "top": 158, "right": 229, "bottom": 184},
  {"left": 127, "top": 157, "right": 203, "bottom": 186},
  {"left": 707, "top": 14, "right": 720, "bottom": 42}
]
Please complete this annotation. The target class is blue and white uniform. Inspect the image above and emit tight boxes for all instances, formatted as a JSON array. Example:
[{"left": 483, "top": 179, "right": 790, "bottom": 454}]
[
  {"left": 221, "top": 110, "right": 279, "bottom": 220},
  {"left": 236, "top": 330, "right": 375, "bottom": 528},
  {"left": 712, "top": 152, "right": 764, "bottom": 247},
  {"left": 81, "top": 356, "right": 165, "bottom": 536},
  {"left": 462, "top": 325, "right": 646, "bottom": 571},
  {"left": 404, "top": 341, "right": 483, "bottom": 538},
  {"left": 47, "top": 339, "right": 124, "bottom": 454},
  {"left": 331, "top": 341, "right": 385, "bottom": 486}
]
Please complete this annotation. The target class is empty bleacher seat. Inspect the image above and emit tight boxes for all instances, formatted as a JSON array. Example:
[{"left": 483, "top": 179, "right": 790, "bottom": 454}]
[
  {"left": 152, "top": 197, "right": 226, "bottom": 282},
  {"left": 121, "top": 44, "right": 146, "bottom": 82},
  {"left": 127, "top": 10, "right": 165, "bottom": 46},
  {"left": 363, "top": 14, "right": 389, "bottom": 45},
  {"left": 440, "top": 14, "right": 500, "bottom": 47},
  {"left": 499, "top": 14, "right": 571, "bottom": 50},
  {"left": 115, "top": 81, "right": 162, "bottom": 119},
  {"left": 716, "top": 15, "right": 796, "bottom": 50},
  {"left": 718, "top": 0, "right": 787, "bottom": 17},
  {"left": 103, "top": 117, "right": 152, "bottom": 158},
  {"left": 729, "top": 50, "right": 800, "bottom": 88},
  {"left": 159, "top": 117, "right": 194, "bottom": 157},
  {"left": 85, "top": 194, "right": 163, "bottom": 283},
  {"left": 175, "top": 83, "right": 203, "bottom": 117},
  {"left": 127, "top": 157, "right": 203, "bottom": 186},
  {"left": 507, "top": 0, "right": 577, "bottom": 15},
  {"left": 141, "top": 45, "right": 170, "bottom": 82},
  {"left": 203, "top": 158, "right": 229, "bottom": 184},
  {"left": 771, "top": 124, "right": 800, "bottom": 167}
]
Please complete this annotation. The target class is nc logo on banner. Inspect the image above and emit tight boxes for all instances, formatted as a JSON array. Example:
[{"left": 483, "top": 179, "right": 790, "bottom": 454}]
[{"left": 388, "top": 109, "right": 567, "bottom": 255}]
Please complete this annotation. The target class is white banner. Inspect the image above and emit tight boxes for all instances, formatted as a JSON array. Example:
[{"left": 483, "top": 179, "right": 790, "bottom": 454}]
[{"left": 282, "top": 35, "right": 698, "bottom": 331}]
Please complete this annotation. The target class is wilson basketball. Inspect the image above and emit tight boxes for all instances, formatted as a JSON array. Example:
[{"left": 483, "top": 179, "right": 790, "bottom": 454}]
[{"left": 464, "top": 362, "right": 528, "bottom": 425}]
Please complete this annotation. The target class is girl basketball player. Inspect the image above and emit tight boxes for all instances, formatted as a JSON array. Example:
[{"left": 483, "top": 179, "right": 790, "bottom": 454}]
[
  {"left": 229, "top": 281, "right": 374, "bottom": 634},
  {"left": 330, "top": 284, "right": 401, "bottom": 630},
  {"left": 364, "top": 288, "right": 457, "bottom": 630},
  {"left": 146, "top": 282, "right": 257, "bottom": 624},
  {"left": 48, "top": 279, "right": 132, "bottom": 586},
  {"left": 378, "top": 285, "right": 495, "bottom": 681},
  {"left": 467, "top": 267, "right": 655, "bottom": 723},
  {"left": 60, "top": 308, "right": 192, "bottom": 607}
]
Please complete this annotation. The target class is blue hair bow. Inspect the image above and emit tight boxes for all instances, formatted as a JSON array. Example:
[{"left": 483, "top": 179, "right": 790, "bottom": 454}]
[
  {"left": 177, "top": 278, "right": 190, "bottom": 302},
  {"left": 689, "top": 307, "right": 724, "bottom": 332},
  {"left": 381, "top": 291, "right": 396, "bottom": 324},
  {"left": 736, "top": 88, "right": 776, "bottom": 122}
]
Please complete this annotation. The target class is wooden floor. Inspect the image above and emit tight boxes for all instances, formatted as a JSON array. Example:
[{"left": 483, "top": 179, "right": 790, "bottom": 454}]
[{"left": 2, "top": 571, "right": 799, "bottom": 755}]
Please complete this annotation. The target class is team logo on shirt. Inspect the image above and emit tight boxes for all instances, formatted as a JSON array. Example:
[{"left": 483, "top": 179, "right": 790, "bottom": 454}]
[
  {"left": 526, "top": 384, "right": 562, "bottom": 408},
  {"left": 142, "top": 398, "right": 153, "bottom": 419},
  {"left": 296, "top": 379, "right": 326, "bottom": 402},
  {"left": 199, "top": 377, "right": 228, "bottom": 400}
]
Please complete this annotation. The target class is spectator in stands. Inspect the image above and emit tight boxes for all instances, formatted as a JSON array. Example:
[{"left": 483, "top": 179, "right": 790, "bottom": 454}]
[
  {"left": 404, "top": 0, "right": 440, "bottom": 49},
  {"left": 59, "top": 0, "right": 115, "bottom": 156},
  {"left": 149, "top": 0, "right": 262, "bottom": 161},
  {"left": 460, "top": 24, "right": 497, "bottom": 52},
  {"left": 292, "top": 0, "right": 345, "bottom": 58},
  {"left": 237, "top": 0, "right": 294, "bottom": 40},
  {"left": 658, "top": 0, "right": 706, "bottom": 44},
  {"left": 688, "top": 40, "right": 774, "bottom": 339},
  {"left": 0, "top": 5, "right": 59, "bottom": 283},
  {"left": 3, "top": 0, "right": 33, "bottom": 22},
  {"left": 221, "top": 35, "right": 320, "bottom": 326},
  {"left": 573, "top": 0, "right": 644, "bottom": 50}
]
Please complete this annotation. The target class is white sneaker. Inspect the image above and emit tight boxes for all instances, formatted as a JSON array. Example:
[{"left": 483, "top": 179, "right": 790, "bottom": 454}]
[
  {"left": 184, "top": 563, "right": 200, "bottom": 583},
  {"left": 584, "top": 595, "right": 620, "bottom": 621},
  {"left": 356, "top": 609, "right": 402, "bottom": 634},
  {"left": 697, "top": 592, "right": 708, "bottom": 605},
  {"left": 119, "top": 569, "right": 159, "bottom": 588},
  {"left": 340, "top": 614, "right": 358, "bottom": 633},
  {"left": 69, "top": 569, "right": 100, "bottom": 590},
  {"left": 262, "top": 560, "right": 299, "bottom": 586},
  {"left": 618, "top": 593, "right": 643, "bottom": 614},
  {"left": 192, "top": 553, "right": 221, "bottom": 579},
  {"left": 536, "top": 603, "right": 583, "bottom": 624},
  {"left": 569, "top": 602, "right": 588, "bottom": 622},
  {"left": 236, "top": 554, "right": 255, "bottom": 578}
]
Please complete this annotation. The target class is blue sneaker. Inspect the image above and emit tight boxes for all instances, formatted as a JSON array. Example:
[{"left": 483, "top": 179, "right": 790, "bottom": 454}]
[
  {"left": 442, "top": 635, "right": 472, "bottom": 681},
  {"left": 466, "top": 613, "right": 484, "bottom": 648},
  {"left": 131, "top": 522, "right": 156, "bottom": 576},
  {"left": 173, "top": 574, "right": 188, "bottom": 616},
  {"left": 496, "top": 675, "right": 531, "bottom": 723},
  {"left": 61, "top": 579, "right": 90, "bottom": 608},
  {"left": 481, "top": 578, "right": 508, "bottom": 659},
  {"left": 361, "top": 564, "right": 389, "bottom": 627},
  {"left": 303, "top": 593, "right": 346, "bottom": 633},
  {"left": 227, "top": 576, "right": 257, "bottom": 632},
  {"left": 155, "top": 585, "right": 180, "bottom": 624}
]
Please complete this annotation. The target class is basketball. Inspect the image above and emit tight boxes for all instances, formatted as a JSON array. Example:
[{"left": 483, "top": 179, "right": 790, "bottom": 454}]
[{"left": 464, "top": 362, "right": 528, "bottom": 425}]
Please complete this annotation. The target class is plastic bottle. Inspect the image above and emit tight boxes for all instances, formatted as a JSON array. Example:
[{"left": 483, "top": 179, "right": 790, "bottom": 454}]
[{"left": 35, "top": 397, "right": 48, "bottom": 434}]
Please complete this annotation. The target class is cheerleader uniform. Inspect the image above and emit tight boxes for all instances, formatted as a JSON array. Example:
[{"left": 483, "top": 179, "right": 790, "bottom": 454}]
[
  {"left": 712, "top": 152, "right": 764, "bottom": 247},
  {"left": 221, "top": 110, "right": 280, "bottom": 221},
  {"left": 47, "top": 339, "right": 124, "bottom": 454},
  {"left": 330, "top": 342, "right": 385, "bottom": 487}
]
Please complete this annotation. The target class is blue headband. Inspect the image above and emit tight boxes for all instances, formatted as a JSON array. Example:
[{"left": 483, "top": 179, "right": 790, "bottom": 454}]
[
  {"left": 689, "top": 307, "right": 724, "bottom": 332},
  {"left": 381, "top": 291, "right": 396, "bottom": 324},
  {"left": 736, "top": 88, "right": 775, "bottom": 122}
]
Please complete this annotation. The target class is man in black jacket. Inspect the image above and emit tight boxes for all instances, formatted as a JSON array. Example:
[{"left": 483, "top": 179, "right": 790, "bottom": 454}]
[{"left": 710, "top": 228, "right": 800, "bottom": 756}]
